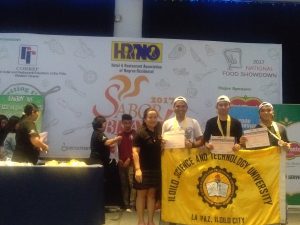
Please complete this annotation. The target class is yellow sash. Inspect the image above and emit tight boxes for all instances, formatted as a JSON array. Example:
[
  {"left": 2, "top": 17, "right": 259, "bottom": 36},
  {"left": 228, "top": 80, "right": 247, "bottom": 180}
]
[{"left": 217, "top": 115, "right": 231, "bottom": 137}]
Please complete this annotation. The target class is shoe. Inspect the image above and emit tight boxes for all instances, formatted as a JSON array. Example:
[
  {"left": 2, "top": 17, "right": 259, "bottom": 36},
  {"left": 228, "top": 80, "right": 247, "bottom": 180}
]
[
  {"left": 126, "top": 208, "right": 133, "bottom": 212},
  {"left": 105, "top": 206, "right": 122, "bottom": 213}
]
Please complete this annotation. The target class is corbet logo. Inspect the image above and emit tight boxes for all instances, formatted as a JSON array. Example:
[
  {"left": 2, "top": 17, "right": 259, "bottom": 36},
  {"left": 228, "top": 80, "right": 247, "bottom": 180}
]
[
  {"left": 19, "top": 45, "right": 38, "bottom": 65},
  {"left": 111, "top": 41, "right": 162, "bottom": 62}
]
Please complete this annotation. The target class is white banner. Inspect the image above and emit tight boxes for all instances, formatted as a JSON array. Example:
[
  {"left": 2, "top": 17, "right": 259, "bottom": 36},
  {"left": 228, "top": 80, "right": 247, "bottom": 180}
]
[{"left": 0, "top": 33, "right": 282, "bottom": 158}]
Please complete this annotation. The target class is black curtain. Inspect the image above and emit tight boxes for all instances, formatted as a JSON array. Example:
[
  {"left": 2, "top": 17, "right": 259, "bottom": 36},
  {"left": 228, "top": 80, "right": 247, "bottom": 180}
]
[
  {"left": 143, "top": 0, "right": 300, "bottom": 103},
  {"left": 0, "top": 0, "right": 115, "bottom": 36}
]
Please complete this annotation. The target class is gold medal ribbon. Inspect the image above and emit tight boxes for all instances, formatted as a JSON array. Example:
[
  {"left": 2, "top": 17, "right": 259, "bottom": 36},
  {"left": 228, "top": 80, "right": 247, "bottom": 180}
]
[
  {"left": 173, "top": 116, "right": 187, "bottom": 131},
  {"left": 260, "top": 121, "right": 282, "bottom": 141},
  {"left": 217, "top": 115, "right": 231, "bottom": 137}
]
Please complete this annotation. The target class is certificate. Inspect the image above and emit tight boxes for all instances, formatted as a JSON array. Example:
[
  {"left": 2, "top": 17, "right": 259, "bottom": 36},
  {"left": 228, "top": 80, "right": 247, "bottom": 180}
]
[
  {"left": 163, "top": 130, "right": 185, "bottom": 149},
  {"left": 244, "top": 127, "right": 270, "bottom": 148},
  {"left": 210, "top": 136, "right": 235, "bottom": 154},
  {"left": 39, "top": 132, "right": 48, "bottom": 142}
]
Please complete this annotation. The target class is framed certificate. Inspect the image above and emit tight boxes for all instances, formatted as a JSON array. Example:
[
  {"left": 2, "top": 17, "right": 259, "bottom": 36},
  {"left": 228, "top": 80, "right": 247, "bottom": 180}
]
[
  {"left": 210, "top": 136, "right": 235, "bottom": 154},
  {"left": 244, "top": 127, "right": 270, "bottom": 149}
]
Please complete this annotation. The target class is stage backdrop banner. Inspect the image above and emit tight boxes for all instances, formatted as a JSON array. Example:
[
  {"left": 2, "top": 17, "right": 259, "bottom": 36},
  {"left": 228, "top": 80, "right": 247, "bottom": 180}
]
[
  {"left": 229, "top": 106, "right": 260, "bottom": 130},
  {"left": 0, "top": 33, "right": 282, "bottom": 158},
  {"left": 274, "top": 104, "right": 300, "bottom": 206},
  {"left": 0, "top": 95, "right": 44, "bottom": 131},
  {"left": 161, "top": 147, "right": 285, "bottom": 225}
]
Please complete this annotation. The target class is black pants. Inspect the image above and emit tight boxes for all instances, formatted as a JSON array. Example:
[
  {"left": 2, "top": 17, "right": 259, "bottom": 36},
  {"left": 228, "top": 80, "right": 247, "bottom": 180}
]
[{"left": 104, "top": 159, "right": 123, "bottom": 207}]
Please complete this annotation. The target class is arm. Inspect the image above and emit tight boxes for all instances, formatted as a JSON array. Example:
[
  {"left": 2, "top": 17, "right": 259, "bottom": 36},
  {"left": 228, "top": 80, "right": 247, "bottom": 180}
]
[
  {"left": 232, "top": 143, "right": 241, "bottom": 152},
  {"left": 123, "top": 157, "right": 131, "bottom": 167},
  {"left": 161, "top": 121, "right": 167, "bottom": 136},
  {"left": 194, "top": 136, "right": 204, "bottom": 148},
  {"left": 132, "top": 146, "right": 142, "bottom": 183},
  {"left": 232, "top": 119, "right": 243, "bottom": 151},
  {"left": 279, "top": 124, "right": 290, "bottom": 151},
  {"left": 203, "top": 120, "right": 214, "bottom": 151},
  {"left": 205, "top": 141, "right": 214, "bottom": 151},
  {"left": 235, "top": 120, "right": 243, "bottom": 144},
  {"left": 25, "top": 122, "right": 48, "bottom": 152},
  {"left": 192, "top": 119, "right": 204, "bottom": 148},
  {"left": 185, "top": 119, "right": 203, "bottom": 148},
  {"left": 161, "top": 122, "right": 168, "bottom": 150},
  {"left": 3, "top": 135, "right": 13, "bottom": 152},
  {"left": 186, "top": 135, "right": 203, "bottom": 148},
  {"left": 280, "top": 124, "right": 289, "bottom": 143},
  {"left": 105, "top": 135, "right": 122, "bottom": 146},
  {"left": 3, "top": 135, "right": 14, "bottom": 158},
  {"left": 30, "top": 135, "right": 48, "bottom": 152},
  {"left": 239, "top": 136, "right": 247, "bottom": 148}
]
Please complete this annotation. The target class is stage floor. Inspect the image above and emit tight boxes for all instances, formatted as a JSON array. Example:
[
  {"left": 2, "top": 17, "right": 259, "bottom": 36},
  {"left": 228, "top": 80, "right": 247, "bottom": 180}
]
[{"left": 104, "top": 208, "right": 300, "bottom": 225}]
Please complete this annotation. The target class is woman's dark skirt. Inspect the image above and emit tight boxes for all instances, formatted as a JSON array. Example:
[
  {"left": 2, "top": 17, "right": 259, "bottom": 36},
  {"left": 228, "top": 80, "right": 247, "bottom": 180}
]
[{"left": 133, "top": 169, "right": 161, "bottom": 190}]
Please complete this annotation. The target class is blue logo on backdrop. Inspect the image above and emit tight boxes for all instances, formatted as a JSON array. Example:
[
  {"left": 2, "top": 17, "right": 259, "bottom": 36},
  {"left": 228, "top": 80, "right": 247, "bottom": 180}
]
[
  {"left": 229, "top": 106, "right": 259, "bottom": 130},
  {"left": 19, "top": 45, "right": 38, "bottom": 65}
]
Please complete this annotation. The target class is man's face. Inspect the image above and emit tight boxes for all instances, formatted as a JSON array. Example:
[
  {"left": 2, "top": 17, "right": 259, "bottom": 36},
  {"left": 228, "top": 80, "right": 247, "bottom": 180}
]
[
  {"left": 32, "top": 111, "right": 40, "bottom": 121},
  {"left": 122, "top": 120, "right": 132, "bottom": 132},
  {"left": 173, "top": 101, "right": 188, "bottom": 117},
  {"left": 98, "top": 121, "right": 106, "bottom": 132},
  {"left": 259, "top": 106, "right": 274, "bottom": 122},
  {"left": 216, "top": 101, "right": 230, "bottom": 116}
]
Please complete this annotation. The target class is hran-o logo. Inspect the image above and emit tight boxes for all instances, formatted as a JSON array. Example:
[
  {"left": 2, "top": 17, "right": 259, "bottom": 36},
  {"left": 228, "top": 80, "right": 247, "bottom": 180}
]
[
  {"left": 111, "top": 41, "right": 162, "bottom": 62},
  {"left": 197, "top": 166, "right": 237, "bottom": 209}
]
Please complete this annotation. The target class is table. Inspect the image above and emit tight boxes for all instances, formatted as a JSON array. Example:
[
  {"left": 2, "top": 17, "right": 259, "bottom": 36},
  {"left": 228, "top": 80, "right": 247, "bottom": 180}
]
[{"left": 0, "top": 165, "right": 104, "bottom": 225}]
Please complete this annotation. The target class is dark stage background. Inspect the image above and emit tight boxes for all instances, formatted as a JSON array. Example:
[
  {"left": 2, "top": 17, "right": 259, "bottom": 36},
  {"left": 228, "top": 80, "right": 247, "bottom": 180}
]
[
  {"left": 142, "top": 0, "right": 300, "bottom": 104},
  {"left": 0, "top": 0, "right": 115, "bottom": 36},
  {"left": 0, "top": 0, "right": 299, "bottom": 103}
]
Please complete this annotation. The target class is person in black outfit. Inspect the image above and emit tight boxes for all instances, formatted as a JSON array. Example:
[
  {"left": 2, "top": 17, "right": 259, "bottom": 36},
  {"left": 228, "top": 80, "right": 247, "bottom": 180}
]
[
  {"left": 0, "top": 114, "right": 8, "bottom": 159},
  {"left": 132, "top": 107, "right": 162, "bottom": 225},
  {"left": 12, "top": 103, "right": 48, "bottom": 164},
  {"left": 203, "top": 95, "right": 243, "bottom": 152},
  {"left": 89, "top": 115, "right": 123, "bottom": 207},
  {"left": 3, "top": 115, "right": 20, "bottom": 160},
  {"left": 240, "top": 103, "right": 290, "bottom": 225}
]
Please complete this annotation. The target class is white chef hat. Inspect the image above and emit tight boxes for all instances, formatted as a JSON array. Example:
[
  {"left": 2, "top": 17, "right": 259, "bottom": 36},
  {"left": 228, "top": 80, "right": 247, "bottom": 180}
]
[
  {"left": 258, "top": 102, "right": 273, "bottom": 110},
  {"left": 216, "top": 95, "right": 230, "bottom": 104},
  {"left": 173, "top": 96, "right": 188, "bottom": 106}
]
